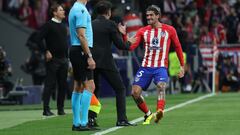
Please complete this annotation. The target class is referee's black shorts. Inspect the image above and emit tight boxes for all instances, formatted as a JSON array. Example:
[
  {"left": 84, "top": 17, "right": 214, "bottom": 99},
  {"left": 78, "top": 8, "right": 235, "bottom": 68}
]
[{"left": 69, "top": 46, "right": 93, "bottom": 81}]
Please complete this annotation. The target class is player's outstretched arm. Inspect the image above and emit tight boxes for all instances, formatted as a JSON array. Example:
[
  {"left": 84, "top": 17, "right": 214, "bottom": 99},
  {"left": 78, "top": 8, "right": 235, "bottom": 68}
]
[{"left": 128, "top": 30, "right": 142, "bottom": 51}]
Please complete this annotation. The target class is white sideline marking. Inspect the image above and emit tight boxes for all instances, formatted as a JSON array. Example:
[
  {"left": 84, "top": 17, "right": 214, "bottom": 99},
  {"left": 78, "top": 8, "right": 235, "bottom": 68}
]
[{"left": 93, "top": 93, "right": 215, "bottom": 135}]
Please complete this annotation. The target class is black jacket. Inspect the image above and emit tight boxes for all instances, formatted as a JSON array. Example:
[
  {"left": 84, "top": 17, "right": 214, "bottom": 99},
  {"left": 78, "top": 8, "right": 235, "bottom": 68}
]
[
  {"left": 92, "top": 15, "right": 130, "bottom": 71},
  {"left": 36, "top": 20, "right": 68, "bottom": 59}
]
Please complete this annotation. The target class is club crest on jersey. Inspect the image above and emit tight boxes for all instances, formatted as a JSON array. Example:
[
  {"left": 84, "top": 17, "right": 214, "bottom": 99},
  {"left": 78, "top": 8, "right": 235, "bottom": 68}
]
[
  {"left": 160, "top": 31, "right": 166, "bottom": 37},
  {"left": 81, "top": 10, "right": 84, "bottom": 14},
  {"left": 152, "top": 37, "right": 159, "bottom": 46}
]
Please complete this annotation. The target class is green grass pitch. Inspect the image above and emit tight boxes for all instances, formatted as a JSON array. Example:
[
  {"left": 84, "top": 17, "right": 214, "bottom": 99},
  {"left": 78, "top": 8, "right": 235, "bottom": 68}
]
[{"left": 0, "top": 93, "right": 240, "bottom": 135}]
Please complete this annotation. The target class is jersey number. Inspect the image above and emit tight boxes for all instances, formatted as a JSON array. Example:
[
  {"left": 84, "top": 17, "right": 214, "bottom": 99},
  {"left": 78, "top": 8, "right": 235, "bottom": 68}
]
[{"left": 137, "top": 70, "right": 144, "bottom": 77}]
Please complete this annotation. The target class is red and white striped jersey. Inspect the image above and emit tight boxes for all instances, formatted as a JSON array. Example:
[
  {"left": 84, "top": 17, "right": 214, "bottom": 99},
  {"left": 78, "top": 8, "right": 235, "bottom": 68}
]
[{"left": 129, "top": 24, "right": 184, "bottom": 68}]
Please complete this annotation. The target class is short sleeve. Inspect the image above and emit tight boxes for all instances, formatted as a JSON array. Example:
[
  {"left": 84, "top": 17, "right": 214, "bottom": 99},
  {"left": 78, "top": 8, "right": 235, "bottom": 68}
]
[{"left": 75, "top": 9, "right": 87, "bottom": 28}]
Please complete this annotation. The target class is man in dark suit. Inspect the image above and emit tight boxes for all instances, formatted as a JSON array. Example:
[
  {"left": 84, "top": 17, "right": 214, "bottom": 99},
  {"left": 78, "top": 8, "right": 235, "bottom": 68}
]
[{"left": 90, "top": 0, "right": 136, "bottom": 126}]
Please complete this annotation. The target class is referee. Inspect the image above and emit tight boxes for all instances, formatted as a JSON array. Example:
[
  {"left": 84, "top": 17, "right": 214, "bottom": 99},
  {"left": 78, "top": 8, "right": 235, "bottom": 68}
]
[{"left": 69, "top": 0, "right": 99, "bottom": 131}]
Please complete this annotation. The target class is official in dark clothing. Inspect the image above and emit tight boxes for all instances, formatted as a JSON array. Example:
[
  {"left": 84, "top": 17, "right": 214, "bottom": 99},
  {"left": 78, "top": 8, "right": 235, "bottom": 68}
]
[
  {"left": 37, "top": 4, "right": 68, "bottom": 116},
  {"left": 91, "top": 1, "right": 136, "bottom": 126}
]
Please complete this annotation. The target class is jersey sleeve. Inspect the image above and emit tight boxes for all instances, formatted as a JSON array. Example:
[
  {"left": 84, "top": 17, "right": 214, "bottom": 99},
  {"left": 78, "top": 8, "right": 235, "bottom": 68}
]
[
  {"left": 170, "top": 26, "right": 184, "bottom": 66},
  {"left": 75, "top": 9, "right": 87, "bottom": 28},
  {"left": 129, "top": 29, "right": 143, "bottom": 51}
]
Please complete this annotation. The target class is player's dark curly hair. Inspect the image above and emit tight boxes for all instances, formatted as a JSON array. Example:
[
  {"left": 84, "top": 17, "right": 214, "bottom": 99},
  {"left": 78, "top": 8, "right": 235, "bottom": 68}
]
[{"left": 146, "top": 5, "right": 161, "bottom": 15}]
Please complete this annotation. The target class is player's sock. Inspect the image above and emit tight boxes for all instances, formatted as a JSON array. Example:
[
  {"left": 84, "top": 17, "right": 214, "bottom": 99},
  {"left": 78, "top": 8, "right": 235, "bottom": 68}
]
[
  {"left": 132, "top": 95, "right": 150, "bottom": 114},
  {"left": 80, "top": 90, "right": 92, "bottom": 126},
  {"left": 155, "top": 99, "right": 165, "bottom": 123},
  {"left": 157, "top": 99, "right": 165, "bottom": 111},
  {"left": 71, "top": 91, "right": 82, "bottom": 126},
  {"left": 146, "top": 110, "right": 152, "bottom": 116}
]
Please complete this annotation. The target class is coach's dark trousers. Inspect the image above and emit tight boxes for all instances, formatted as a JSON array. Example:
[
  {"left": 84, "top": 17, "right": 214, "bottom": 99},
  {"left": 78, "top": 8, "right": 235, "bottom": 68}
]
[
  {"left": 43, "top": 58, "right": 68, "bottom": 111},
  {"left": 94, "top": 68, "right": 128, "bottom": 121}
]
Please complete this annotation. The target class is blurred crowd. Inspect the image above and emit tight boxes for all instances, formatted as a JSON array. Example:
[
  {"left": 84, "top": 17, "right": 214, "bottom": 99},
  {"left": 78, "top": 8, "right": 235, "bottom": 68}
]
[
  {"left": 1, "top": 0, "right": 240, "bottom": 46},
  {"left": 1, "top": 0, "right": 240, "bottom": 94},
  {"left": 0, "top": 46, "right": 13, "bottom": 98}
]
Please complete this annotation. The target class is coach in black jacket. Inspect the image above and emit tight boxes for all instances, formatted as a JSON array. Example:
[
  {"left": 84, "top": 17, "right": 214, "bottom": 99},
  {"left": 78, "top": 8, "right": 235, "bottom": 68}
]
[
  {"left": 36, "top": 4, "right": 68, "bottom": 116},
  {"left": 91, "top": 1, "right": 135, "bottom": 126}
]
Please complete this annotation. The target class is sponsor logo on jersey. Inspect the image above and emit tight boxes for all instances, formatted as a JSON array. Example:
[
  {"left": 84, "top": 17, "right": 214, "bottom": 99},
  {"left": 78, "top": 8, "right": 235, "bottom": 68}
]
[
  {"left": 152, "top": 37, "right": 159, "bottom": 46},
  {"left": 149, "top": 37, "right": 161, "bottom": 50}
]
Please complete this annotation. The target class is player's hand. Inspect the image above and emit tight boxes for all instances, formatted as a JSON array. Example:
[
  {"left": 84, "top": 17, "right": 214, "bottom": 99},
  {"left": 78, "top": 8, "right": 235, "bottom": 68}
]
[
  {"left": 127, "top": 36, "right": 136, "bottom": 44},
  {"left": 118, "top": 23, "right": 126, "bottom": 35},
  {"left": 87, "top": 57, "right": 96, "bottom": 70},
  {"left": 178, "top": 66, "right": 185, "bottom": 78},
  {"left": 46, "top": 50, "right": 52, "bottom": 62}
]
